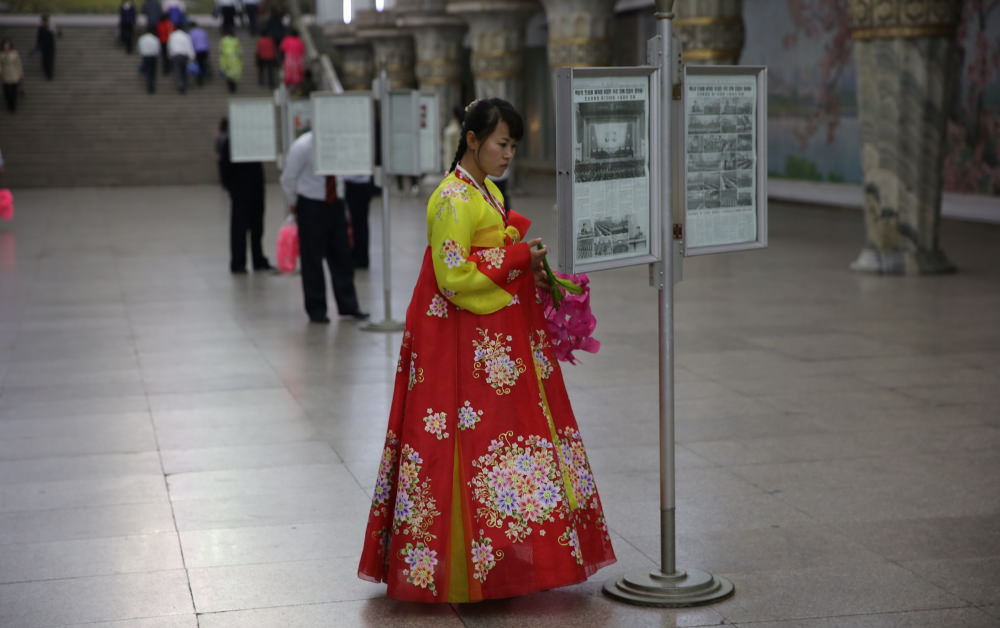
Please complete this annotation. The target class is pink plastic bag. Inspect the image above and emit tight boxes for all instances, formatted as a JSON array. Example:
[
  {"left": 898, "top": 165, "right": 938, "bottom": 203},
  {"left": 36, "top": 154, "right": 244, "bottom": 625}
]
[
  {"left": 0, "top": 189, "right": 13, "bottom": 221},
  {"left": 276, "top": 215, "right": 298, "bottom": 274}
]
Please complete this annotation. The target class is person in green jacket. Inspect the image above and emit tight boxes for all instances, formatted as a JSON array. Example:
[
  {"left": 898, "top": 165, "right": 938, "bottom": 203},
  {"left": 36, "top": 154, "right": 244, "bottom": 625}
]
[{"left": 218, "top": 26, "right": 241, "bottom": 93}]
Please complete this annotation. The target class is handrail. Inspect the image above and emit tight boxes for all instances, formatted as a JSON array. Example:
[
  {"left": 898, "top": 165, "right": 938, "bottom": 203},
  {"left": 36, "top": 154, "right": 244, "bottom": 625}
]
[{"left": 287, "top": 0, "right": 344, "bottom": 93}]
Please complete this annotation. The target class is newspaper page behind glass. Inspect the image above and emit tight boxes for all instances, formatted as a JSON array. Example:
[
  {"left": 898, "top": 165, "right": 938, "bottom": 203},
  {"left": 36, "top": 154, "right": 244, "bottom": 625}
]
[
  {"left": 229, "top": 100, "right": 276, "bottom": 162},
  {"left": 313, "top": 94, "right": 373, "bottom": 175},
  {"left": 419, "top": 94, "right": 440, "bottom": 174},
  {"left": 684, "top": 74, "right": 758, "bottom": 248},
  {"left": 572, "top": 76, "right": 651, "bottom": 267},
  {"left": 389, "top": 92, "right": 418, "bottom": 175}
]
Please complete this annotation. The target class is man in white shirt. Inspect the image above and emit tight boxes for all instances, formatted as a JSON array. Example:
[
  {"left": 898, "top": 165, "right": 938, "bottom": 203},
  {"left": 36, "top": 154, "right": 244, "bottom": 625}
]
[
  {"left": 166, "top": 24, "right": 194, "bottom": 93},
  {"left": 137, "top": 28, "right": 160, "bottom": 93},
  {"left": 280, "top": 131, "right": 368, "bottom": 323}
]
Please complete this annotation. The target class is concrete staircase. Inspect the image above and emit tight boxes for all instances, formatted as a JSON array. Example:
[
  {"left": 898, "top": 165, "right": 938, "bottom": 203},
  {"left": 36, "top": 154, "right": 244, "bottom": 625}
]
[{"left": 0, "top": 18, "right": 276, "bottom": 187}]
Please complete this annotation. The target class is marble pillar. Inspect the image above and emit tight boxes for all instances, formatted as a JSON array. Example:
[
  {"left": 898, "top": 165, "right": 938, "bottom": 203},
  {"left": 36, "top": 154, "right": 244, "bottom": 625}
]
[
  {"left": 397, "top": 0, "right": 467, "bottom": 145},
  {"left": 672, "top": 0, "right": 744, "bottom": 65},
  {"left": 848, "top": 0, "right": 959, "bottom": 274},
  {"left": 538, "top": 0, "right": 616, "bottom": 71},
  {"left": 355, "top": 8, "right": 417, "bottom": 88},
  {"left": 446, "top": 0, "right": 540, "bottom": 107},
  {"left": 329, "top": 29, "right": 376, "bottom": 91}
]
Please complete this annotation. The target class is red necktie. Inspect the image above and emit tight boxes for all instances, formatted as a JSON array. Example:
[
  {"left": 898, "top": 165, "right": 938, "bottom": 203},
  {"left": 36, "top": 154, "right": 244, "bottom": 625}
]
[{"left": 325, "top": 175, "right": 337, "bottom": 204}]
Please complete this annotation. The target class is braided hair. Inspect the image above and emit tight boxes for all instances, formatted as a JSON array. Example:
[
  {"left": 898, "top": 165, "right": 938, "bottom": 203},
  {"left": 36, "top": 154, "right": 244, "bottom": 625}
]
[{"left": 448, "top": 98, "right": 525, "bottom": 174}]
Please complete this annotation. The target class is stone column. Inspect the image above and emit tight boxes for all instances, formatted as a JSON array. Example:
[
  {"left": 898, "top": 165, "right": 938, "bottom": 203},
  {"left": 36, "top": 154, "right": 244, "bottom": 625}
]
[
  {"left": 446, "top": 0, "right": 540, "bottom": 107},
  {"left": 848, "top": 0, "right": 959, "bottom": 274},
  {"left": 333, "top": 36, "right": 376, "bottom": 90},
  {"left": 672, "top": 0, "right": 744, "bottom": 65},
  {"left": 396, "top": 0, "right": 467, "bottom": 142},
  {"left": 355, "top": 7, "right": 417, "bottom": 88},
  {"left": 538, "top": 0, "right": 616, "bottom": 71}
]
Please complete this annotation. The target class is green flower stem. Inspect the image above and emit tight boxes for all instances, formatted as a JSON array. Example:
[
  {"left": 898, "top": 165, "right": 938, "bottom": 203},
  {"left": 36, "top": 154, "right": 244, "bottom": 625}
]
[{"left": 536, "top": 242, "right": 583, "bottom": 308}]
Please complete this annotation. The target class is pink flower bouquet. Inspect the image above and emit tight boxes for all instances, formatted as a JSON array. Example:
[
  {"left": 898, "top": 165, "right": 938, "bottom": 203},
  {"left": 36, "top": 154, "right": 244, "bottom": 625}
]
[{"left": 537, "top": 247, "right": 600, "bottom": 364}]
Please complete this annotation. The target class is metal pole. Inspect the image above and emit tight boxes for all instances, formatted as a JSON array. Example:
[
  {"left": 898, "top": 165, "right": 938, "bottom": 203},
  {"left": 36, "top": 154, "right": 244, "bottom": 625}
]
[
  {"left": 362, "top": 70, "right": 406, "bottom": 333},
  {"left": 603, "top": 0, "right": 734, "bottom": 606}
]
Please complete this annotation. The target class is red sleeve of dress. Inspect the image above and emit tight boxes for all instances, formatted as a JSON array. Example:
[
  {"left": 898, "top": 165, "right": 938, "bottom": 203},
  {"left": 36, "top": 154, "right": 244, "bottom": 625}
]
[
  {"left": 506, "top": 210, "right": 532, "bottom": 242},
  {"left": 469, "top": 242, "right": 532, "bottom": 293}
]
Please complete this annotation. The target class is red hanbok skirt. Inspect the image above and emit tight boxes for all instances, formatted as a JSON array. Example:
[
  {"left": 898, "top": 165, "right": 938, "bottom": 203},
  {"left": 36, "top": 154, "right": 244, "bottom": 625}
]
[{"left": 357, "top": 247, "right": 616, "bottom": 602}]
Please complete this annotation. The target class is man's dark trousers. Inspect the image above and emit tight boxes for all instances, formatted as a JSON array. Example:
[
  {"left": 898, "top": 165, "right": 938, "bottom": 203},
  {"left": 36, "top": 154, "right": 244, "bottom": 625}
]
[
  {"left": 296, "top": 195, "right": 360, "bottom": 319},
  {"left": 141, "top": 55, "right": 157, "bottom": 93},
  {"left": 344, "top": 179, "right": 372, "bottom": 269}
]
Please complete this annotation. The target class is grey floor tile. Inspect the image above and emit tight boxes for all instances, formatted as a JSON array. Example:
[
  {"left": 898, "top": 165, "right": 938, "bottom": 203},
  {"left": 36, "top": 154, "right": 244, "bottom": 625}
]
[
  {"left": 731, "top": 607, "right": 998, "bottom": 627},
  {"left": 0, "top": 417, "right": 158, "bottom": 461},
  {"left": 0, "top": 533, "right": 183, "bottom": 584},
  {"left": 0, "top": 474, "right": 167, "bottom": 512},
  {"left": 0, "top": 570, "right": 193, "bottom": 627},
  {"left": 198, "top": 599, "right": 463, "bottom": 628},
  {"left": 170, "top": 490, "right": 370, "bottom": 532},
  {"left": 711, "top": 563, "right": 966, "bottom": 623},
  {"left": 0, "top": 452, "right": 162, "bottom": 485},
  {"left": 64, "top": 617, "right": 199, "bottom": 628},
  {"left": 820, "top": 515, "right": 1000, "bottom": 562},
  {"left": 0, "top": 395, "right": 151, "bottom": 421},
  {"left": 160, "top": 441, "right": 340, "bottom": 474},
  {"left": 900, "top": 556, "right": 1000, "bottom": 606},
  {"left": 166, "top": 463, "right": 360, "bottom": 501},
  {"left": 454, "top": 583, "right": 728, "bottom": 627},
  {"left": 631, "top": 524, "right": 885, "bottom": 574},
  {"left": 0, "top": 502, "right": 177, "bottom": 545},
  {"left": 180, "top": 520, "right": 364, "bottom": 568},
  {"left": 188, "top": 558, "right": 384, "bottom": 613}
]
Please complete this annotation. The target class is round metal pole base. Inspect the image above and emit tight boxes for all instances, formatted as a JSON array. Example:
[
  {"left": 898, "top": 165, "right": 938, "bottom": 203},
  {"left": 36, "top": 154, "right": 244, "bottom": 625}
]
[
  {"left": 360, "top": 319, "right": 406, "bottom": 333},
  {"left": 603, "top": 568, "right": 734, "bottom": 608}
]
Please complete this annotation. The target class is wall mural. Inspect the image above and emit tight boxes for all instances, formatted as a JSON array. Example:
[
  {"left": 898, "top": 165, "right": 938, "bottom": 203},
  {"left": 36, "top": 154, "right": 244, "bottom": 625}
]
[{"left": 741, "top": 0, "right": 999, "bottom": 196}]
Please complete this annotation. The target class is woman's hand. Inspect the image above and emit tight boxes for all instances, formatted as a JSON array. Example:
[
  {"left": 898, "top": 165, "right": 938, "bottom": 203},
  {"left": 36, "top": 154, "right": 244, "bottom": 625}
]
[{"left": 527, "top": 238, "right": 549, "bottom": 290}]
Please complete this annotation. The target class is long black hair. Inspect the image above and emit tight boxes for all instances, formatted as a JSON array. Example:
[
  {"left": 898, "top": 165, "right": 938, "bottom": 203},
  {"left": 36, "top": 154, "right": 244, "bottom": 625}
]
[{"left": 449, "top": 98, "right": 524, "bottom": 174}]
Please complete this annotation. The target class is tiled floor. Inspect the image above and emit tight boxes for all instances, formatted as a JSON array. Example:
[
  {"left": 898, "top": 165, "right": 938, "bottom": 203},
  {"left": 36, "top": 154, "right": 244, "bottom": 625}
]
[{"left": 0, "top": 180, "right": 998, "bottom": 627}]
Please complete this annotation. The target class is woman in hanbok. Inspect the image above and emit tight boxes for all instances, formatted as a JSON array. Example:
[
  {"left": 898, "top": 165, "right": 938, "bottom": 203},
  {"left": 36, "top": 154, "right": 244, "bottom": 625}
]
[
  {"left": 358, "top": 98, "right": 615, "bottom": 602},
  {"left": 217, "top": 26, "right": 241, "bottom": 93}
]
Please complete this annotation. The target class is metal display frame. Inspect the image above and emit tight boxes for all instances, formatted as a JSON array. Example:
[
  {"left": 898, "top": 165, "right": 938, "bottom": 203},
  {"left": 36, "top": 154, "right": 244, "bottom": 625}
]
[
  {"left": 680, "top": 65, "right": 768, "bottom": 257},
  {"left": 386, "top": 89, "right": 422, "bottom": 176},
  {"left": 228, "top": 98, "right": 278, "bottom": 163},
  {"left": 311, "top": 91, "right": 376, "bottom": 176},
  {"left": 555, "top": 66, "right": 663, "bottom": 274},
  {"left": 419, "top": 93, "right": 441, "bottom": 174}
]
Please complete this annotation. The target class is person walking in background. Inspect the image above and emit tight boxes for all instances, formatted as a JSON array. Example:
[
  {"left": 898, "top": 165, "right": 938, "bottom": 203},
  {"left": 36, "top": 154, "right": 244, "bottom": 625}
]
[
  {"left": 163, "top": 0, "right": 186, "bottom": 28},
  {"left": 119, "top": 0, "right": 137, "bottom": 53},
  {"left": 280, "top": 130, "right": 368, "bottom": 323},
  {"left": 218, "top": 26, "right": 241, "bottom": 93},
  {"left": 218, "top": 124, "right": 273, "bottom": 274},
  {"left": 188, "top": 21, "right": 210, "bottom": 86},
  {"left": 264, "top": 10, "right": 285, "bottom": 46},
  {"left": 167, "top": 24, "right": 194, "bottom": 94},
  {"left": 279, "top": 28, "right": 304, "bottom": 89},
  {"left": 255, "top": 32, "right": 276, "bottom": 89},
  {"left": 217, "top": 0, "right": 236, "bottom": 30},
  {"left": 137, "top": 28, "right": 159, "bottom": 93},
  {"left": 33, "top": 14, "right": 56, "bottom": 81},
  {"left": 156, "top": 13, "right": 173, "bottom": 75},
  {"left": 1, "top": 39, "right": 24, "bottom": 113},
  {"left": 243, "top": 0, "right": 260, "bottom": 35},
  {"left": 140, "top": 0, "right": 162, "bottom": 33},
  {"left": 343, "top": 174, "right": 373, "bottom": 269}
]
